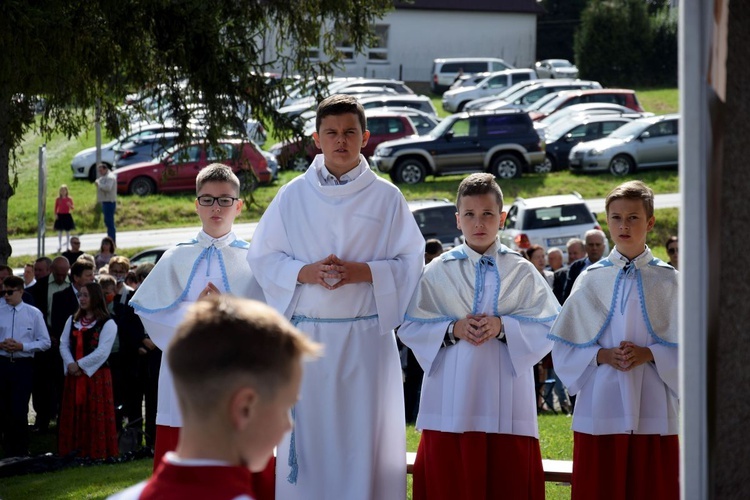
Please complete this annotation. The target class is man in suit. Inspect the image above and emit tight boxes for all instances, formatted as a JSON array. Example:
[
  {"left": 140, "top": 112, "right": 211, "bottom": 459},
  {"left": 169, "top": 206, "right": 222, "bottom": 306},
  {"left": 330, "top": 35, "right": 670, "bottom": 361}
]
[
  {"left": 561, "top": 230, "right": 607, "bottom": 303},
  {"left": 552, "top": 238, "right": 585, "bottom": 304}
]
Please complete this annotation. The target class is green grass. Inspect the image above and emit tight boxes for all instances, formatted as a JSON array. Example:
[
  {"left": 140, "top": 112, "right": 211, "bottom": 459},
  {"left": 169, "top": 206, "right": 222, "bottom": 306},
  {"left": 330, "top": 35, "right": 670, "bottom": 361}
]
[{"left": 0, "top": 417, "right": 574, "bottom": 499}]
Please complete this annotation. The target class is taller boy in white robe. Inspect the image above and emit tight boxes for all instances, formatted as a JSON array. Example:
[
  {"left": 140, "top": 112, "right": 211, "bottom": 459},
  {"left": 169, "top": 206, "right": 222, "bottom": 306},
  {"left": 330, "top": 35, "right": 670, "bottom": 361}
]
[{"left": 247, "top": 154, "right": 424, "bottom": 500}]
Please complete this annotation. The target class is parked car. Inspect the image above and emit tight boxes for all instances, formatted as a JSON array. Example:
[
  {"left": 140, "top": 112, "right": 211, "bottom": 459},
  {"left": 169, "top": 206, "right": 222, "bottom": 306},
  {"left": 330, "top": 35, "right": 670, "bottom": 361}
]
[
  {"left": 500, "top": 193, "right": 605, "bottom": 260},
  {"left": 528, "top": 89, "right": 644, "bottom": 121},
  {"left": 431, "top": 57, "right": 514, "bottom": 93},
  {"left": 442, "top": 69, "right": 538, "bottom": 113},
  {"left": 357, "top": 94, "right": 438, "bottom": 116},
  {"left": 568, "top": 113, "right": 679, "bottom": 176},
  {"left": 368, "top": 107, "right": 440, "bottom": 136},
  {"left": 370, "top": 109, "right": 545, "bottom": 183},
  {"left": 408, "top": 199, "right": 462, "bottom": 249},
  {"left": 269, "top": 109, "right": 419, "bottom": 171},
  {"left": 541, "top": 114, "right": 638, "bottom": 172},
  {"left": 448, "top": 72, "right": 491, "bottom": 91},
  {"left": 70, "top": 123, "right": 181, "bottom": 181},
  {"left": 534, "top": 103, "right": 652, "bottom": 131},
  {"left": 114, "top": 133, "right": 181, "bottom": 169},
  {"left": 479, "top": 80, "right": 602, "bottom": 111},
  {"left": 129, "top": 246, "right": 169, "bottom": 268},
  {"left": 534, "top": 59, "right": 579, "bottom": 79},
  {"left": 116, "top": 139, "right": 272, "bottom": 195},
  {"left": 463, "top": 79, "right": 557, "bottom": 111}
]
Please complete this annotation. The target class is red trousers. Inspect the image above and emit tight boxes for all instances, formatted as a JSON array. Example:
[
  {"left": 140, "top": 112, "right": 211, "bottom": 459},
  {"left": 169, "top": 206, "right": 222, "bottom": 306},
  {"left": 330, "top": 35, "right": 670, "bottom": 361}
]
[
  {"left": 572, "top": 431, "right": 679, "bottom": 500},
  {"left": 413, "top": 430, "right": 545, "bottom": 500},
  {"left": 154, "top": 425, "right": 276, "bottom": 500}
]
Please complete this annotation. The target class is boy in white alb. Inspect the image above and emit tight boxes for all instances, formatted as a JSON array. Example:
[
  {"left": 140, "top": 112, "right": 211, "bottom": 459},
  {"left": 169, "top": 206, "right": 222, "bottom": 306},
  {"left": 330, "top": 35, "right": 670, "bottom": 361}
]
[
  {"left": 549, "top": 180, "right": 679, "bottom": 499},
  {"left": 129, "top": 165, "right": 271, "bottom": 498},
  {"left": 247, "top": 95, "right": 424, "bottom": 500},
  {"left": 398, "top": 173, "right": 559, "bottom": 500},
  {"left": 110, "top": 295, "right": 321, "bottom": 500}
]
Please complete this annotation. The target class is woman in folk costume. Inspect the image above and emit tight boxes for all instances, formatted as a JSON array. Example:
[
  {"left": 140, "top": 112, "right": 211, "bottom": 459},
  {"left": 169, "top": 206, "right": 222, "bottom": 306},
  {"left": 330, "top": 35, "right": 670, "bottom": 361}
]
[
  {"left": 58, "top": 282, "right": 119, "bottom": 459},
  {"left": 549, "top": 180, "right": 679, "bottom": 499},
  {"left": 398, "top": 173, "right": 560, "bottom": 500}
]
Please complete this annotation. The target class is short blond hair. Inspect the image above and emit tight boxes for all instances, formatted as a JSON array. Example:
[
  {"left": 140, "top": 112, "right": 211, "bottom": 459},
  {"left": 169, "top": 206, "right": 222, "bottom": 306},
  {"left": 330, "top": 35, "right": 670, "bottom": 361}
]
[{"left": 168, "top": 295, "right": 321, "bottom": 418}]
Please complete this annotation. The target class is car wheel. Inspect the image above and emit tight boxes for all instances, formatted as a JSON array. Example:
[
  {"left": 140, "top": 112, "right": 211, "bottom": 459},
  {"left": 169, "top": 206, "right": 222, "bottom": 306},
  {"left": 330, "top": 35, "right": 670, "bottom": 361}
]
[
  {"left": 129, "top": 177, "right": 156, "bottom": 196},
  {"left": 492, "top": 154, "right": 522, "bottom": 179},
  {"left": 237, "top": 170, "right": 259, "bottom": 193},
  {"left": 291, "top": 155, "right": 309, "bottom": 172},
  {"left": 534, "top": 154, "right": 554, "bottom": 174},
  {"left": 609, "top": 155, "right": 635, "bottom": 176},
  {"left": 457, "top": 101, "right": 469, "bottom": 112},
  {"left": 394, "top": 158, "right": 427, "bottom": 184}
]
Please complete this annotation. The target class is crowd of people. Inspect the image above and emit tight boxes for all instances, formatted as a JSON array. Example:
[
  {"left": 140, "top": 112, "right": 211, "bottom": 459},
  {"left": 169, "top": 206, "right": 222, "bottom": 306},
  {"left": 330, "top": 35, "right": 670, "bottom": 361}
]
[{"left": 0, "top": 94, "right": 681, "bottom": 500}]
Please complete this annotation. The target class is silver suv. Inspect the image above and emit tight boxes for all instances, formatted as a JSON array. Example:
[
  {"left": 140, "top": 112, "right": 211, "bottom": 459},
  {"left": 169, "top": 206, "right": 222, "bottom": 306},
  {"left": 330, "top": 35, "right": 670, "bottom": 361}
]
[{"left": 500, "top": 193, "right": 605, "bottom": 260}]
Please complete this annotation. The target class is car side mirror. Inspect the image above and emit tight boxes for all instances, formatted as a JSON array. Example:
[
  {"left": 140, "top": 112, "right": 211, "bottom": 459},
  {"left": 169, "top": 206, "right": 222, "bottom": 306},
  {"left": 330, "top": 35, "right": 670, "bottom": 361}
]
[
  {"left": 564, "top": 133, "right": 575, "bottom": 142},
  {"left": 444, "top": 130, "right": 454, "bottom": 141},
  {"left": 481, "top": 84, "right": 488, "bottom": 89},
  {"left": 639, "top": 131, "right": 651, "bottom": 140}
]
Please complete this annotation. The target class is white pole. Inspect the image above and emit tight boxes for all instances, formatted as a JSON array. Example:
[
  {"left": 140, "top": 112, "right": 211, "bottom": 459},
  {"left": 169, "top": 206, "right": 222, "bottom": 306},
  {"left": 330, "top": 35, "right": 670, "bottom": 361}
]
[{"left": 37, "top": 144, "right": 47, "bottom": 257}]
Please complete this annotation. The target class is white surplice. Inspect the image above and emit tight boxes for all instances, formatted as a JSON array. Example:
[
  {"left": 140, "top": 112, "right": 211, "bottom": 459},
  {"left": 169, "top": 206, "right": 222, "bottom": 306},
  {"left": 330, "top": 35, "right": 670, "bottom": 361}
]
[
  {"left": 130, "top": 231, "right": 263, "bottom": 428},
  {"left": 550, "top": 248, "right": 679, "bottom": 435},
  {"left": 247, "top": 155, "right": 424, "bottom": 500},
  {"left": 398, "top": 242, "right": 558, "bottom": 437}
]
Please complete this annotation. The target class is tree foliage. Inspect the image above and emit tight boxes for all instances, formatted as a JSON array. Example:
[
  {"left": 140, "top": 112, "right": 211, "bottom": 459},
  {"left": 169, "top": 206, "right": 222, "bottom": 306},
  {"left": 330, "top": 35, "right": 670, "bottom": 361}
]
[
  {"left": 574, "top": 0, "right": 677, "bottom": 87},
  {"left": 0, "top": 0, "right": 394, "bottom": 264},
  {"left": 536, "top": 0, "right": 589, "bottom": 62}
]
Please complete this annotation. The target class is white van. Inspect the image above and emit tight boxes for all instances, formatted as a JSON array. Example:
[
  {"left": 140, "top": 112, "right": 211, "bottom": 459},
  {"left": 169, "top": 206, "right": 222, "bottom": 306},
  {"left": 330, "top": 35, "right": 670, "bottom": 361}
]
[
  {"left": 441, "top": 68, "right": 538, "bottom": 112},
  {"left": 431, "top": 57, "right": 513, "bottom": 94}
]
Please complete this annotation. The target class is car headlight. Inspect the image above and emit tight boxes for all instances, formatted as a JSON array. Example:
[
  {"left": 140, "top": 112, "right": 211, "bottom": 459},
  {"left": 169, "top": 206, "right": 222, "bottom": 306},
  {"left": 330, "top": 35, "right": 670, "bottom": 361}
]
[
  {"left": 587, "top": 148, "right": 604, "bottom": 157},
  {"left": 376, "top": 147, "right": 392, "bottom": 157}
]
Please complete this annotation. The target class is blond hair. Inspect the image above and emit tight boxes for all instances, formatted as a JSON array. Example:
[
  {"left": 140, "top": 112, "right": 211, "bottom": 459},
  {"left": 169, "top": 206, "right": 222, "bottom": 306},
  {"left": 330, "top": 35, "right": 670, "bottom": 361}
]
[{"left": 605, "top": 180, "right": 655, "bottom": 218}]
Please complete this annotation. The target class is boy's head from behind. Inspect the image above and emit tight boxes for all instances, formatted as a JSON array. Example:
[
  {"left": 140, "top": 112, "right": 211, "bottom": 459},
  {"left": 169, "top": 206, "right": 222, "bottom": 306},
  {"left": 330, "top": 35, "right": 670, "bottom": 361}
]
[
  {"left": 168, "top": 295, "right": 321, "bottom": 470},
  {"left": 195, "top": 163, "right": 243, "bottom": 238},
  {"left": 313, "top": 95, "right": 370, "bottom": 177},
  {"left": 605, "top": 180, "right": 656, "bottom": 260},
  {"left": 455, "top": 173, "right": 506, "bottom": 254}
]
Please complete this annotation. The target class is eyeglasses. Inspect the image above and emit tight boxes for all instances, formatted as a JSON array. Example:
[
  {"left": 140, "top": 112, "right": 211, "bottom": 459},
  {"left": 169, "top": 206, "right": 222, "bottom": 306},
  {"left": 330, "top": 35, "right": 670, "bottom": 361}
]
[
  {"left": 667, "top": 247, "right": 678, "bottom": 256},
  {"left": 2, "top": 289, "right": 20, "bottom": 296},
  {"left": 196, "top": 196, "right": 239, "bottom": 207}
]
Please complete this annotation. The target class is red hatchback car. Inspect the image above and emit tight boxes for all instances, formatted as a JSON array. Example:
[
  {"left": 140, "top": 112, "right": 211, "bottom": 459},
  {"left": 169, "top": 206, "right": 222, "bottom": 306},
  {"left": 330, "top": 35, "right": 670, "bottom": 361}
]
[
  {"left": 269, "top": 110, "right": 419, "bottom": 171},
  {"left": 528, "top": 89, "right": 643, "bottom": 121},
  {"left": 116, "top": 139, "right": 271, "bottom": 196}
]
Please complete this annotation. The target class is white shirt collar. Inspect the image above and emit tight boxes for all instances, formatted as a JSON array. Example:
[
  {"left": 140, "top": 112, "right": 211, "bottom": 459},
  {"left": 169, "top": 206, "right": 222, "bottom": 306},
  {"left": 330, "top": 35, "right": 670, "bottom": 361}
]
[{"left": 318, "top": 161, "right": 364, "bottom": 186}]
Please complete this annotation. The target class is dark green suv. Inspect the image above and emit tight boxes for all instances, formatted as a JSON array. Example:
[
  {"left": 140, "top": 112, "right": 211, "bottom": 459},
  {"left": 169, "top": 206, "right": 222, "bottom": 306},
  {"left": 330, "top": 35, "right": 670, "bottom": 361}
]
[{"left": 370, "top": 110, "right": 545, "bottom": 184}]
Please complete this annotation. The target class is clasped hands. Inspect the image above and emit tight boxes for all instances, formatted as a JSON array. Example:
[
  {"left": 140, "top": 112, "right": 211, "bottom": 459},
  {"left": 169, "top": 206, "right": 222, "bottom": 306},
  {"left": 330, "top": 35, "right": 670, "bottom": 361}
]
[
  {"left": 597, "top": 341, "right": 653, "bottom": 371},
  {"left": 0, "top": 338, "right": 23, "bottom": 353},
  {"left": 298, "top": 254, "right": 372, "bottom": 290},
  {"left": 453, "top": 314, "right": 502, "bottom": 346}
]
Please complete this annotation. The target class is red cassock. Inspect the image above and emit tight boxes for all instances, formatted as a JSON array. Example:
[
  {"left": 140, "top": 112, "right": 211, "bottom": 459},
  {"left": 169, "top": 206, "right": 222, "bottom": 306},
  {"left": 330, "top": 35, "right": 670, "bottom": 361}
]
[{"left": 413, "top": 430, "right": 545, "bottom": 500}]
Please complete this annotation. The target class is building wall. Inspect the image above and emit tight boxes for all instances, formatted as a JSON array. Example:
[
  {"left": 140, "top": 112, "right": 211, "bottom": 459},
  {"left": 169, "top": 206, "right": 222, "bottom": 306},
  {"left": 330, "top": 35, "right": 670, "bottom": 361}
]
[{"left": 324, "top": 11, "right": 537, "bottom": 83}]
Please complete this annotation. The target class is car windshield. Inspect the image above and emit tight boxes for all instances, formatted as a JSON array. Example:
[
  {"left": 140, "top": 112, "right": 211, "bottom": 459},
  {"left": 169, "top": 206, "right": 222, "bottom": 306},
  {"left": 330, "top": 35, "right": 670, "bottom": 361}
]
[
  {"left": 551, "top": 60, "right": 573, "bottom": 68},
  {"left": 608, "top": 120, "right": 651, "bottom": 140},
  {"left": 545, "top": 120, "right": 580, "bottom": 142},
  {"left": 523, "top": 204, "right": 594, "bottom": 229},
  {"left": 428, "top": 115, "right": 459, "bottom": 137},
  {"left": 527, "top": 92, "right": 563, "bottom": 112}
]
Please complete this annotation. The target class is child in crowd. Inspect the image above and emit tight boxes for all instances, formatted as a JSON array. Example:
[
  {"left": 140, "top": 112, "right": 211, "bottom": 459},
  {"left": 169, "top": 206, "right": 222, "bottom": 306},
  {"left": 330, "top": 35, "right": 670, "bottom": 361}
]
[
  {"left": 248, "top": 94, "right": 424, "bottom": 499},
  {"left": 110, "top": 295, "right": 321, "bottom": 500},
  {"left": 129, "top": 164, "right": 271, "bottom": 497},
  {"left": 54, "top": 184, "right": 75, "bottom": 253},
  {"left": 398, "top": 173, "right": 560, "bottom": 500},
  {"left": 58, "top": 282, "right": 119, "bottom": 459},
  {"left": 549, "top": 180, "right": 679, "bottom": 499}
]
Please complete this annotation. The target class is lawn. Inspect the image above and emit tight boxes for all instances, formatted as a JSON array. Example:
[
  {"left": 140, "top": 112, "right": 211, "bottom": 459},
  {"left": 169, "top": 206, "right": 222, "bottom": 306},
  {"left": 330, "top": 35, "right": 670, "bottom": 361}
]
[{"left": 0, "top": 417, "right": 575, "bottom": 500}]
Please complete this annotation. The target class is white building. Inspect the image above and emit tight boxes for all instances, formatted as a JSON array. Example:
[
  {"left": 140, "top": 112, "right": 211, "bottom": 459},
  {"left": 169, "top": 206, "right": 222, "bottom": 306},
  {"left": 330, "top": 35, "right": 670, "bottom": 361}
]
[{"left": 304, "top": 1, "right": 543, "bottom": 88}]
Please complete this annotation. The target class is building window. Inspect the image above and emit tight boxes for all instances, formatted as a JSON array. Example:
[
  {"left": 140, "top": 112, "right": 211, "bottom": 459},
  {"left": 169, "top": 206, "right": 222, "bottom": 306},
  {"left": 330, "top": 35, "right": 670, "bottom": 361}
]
[
  {"left": 304, "top": 46, "right": 320, "bottom": 61},
  {"left": 368, "top": 25, "right": 389, "bottom": 62},
  {"left": 336, "top": 32, "right": 355, "bottom": 61}
]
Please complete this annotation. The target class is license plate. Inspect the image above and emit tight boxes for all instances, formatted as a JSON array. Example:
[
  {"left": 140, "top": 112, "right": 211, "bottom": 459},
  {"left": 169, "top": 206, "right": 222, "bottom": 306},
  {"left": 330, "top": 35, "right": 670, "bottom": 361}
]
[{"left": 547, "top": 237, "right": 572, "bottom": 247}]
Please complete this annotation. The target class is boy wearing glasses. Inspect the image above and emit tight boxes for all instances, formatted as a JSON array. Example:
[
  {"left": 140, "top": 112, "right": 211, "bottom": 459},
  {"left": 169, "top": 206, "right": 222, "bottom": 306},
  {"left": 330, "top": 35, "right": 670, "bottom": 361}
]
[
  {"left": 0, "top": 276, "right": 51, "bottom": 457},
  {"left": 129, "top": 164, "right": 271, "bottom": 498}
]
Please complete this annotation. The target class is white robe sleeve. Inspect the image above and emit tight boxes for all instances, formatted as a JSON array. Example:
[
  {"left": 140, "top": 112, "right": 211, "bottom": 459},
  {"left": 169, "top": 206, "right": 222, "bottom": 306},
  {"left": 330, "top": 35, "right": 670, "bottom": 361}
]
[
  {"left": 59, "top": 316, "right": 74, "bottom": 374},
  {"left": 247, "top": 194, "right": 306, "bottom": 317},
  {"left": 77, "top": 320, "right": 117, "bottom": 377},
  {"left": 551, "top": 340, "right": 599, "bottom": 396},
  {"left": 367, "top": 202, "right": 424, "bottom": 334},
  {"left": 504, "top": 317, "right": 554, "bottom": 377},
  {"left": 649, "top": 343, "right": 679, "bottom": 396},
  {"left": 397, "top": 319, "right": 451, "bottom": 376}
]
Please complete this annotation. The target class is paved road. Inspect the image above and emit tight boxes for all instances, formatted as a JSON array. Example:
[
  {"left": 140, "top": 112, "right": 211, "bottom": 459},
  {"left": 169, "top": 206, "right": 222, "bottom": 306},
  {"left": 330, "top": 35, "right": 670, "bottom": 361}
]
[{"left": 9, "top": 193, "right": 681, "bottom": 259}]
